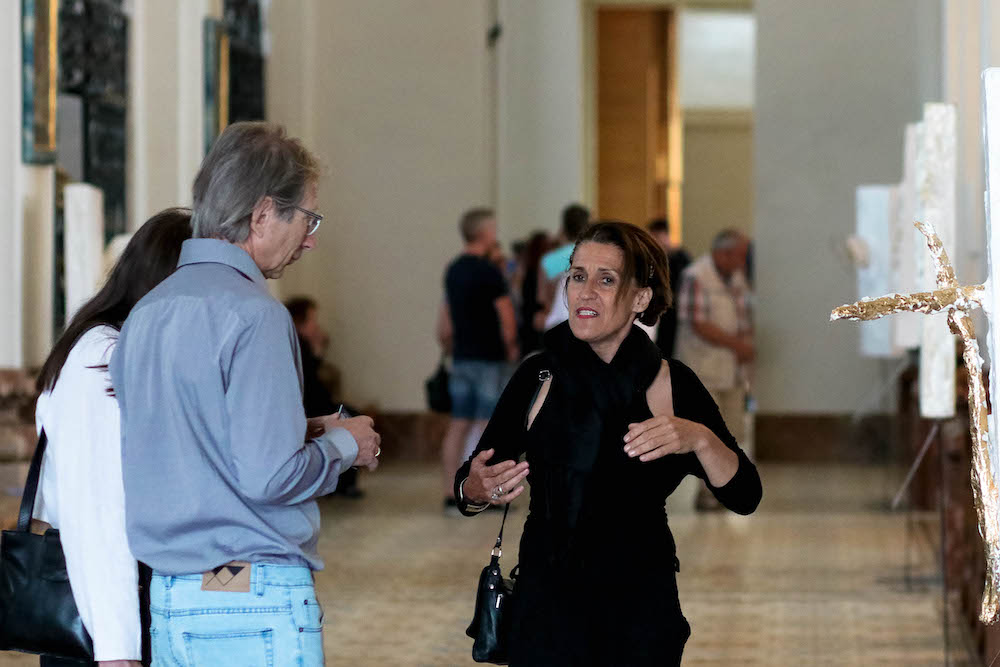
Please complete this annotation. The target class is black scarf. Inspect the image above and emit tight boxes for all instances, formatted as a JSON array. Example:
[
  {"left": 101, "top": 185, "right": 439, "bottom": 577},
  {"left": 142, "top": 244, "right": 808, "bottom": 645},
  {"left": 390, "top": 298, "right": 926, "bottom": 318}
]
[{"left": 531, "top": 322, "right": 663, "bottom": 563}]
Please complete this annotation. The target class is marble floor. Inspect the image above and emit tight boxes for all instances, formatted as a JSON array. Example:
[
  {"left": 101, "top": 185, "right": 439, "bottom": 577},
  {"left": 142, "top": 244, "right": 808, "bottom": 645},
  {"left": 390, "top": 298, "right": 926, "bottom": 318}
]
[{"left": 0, "top": 462, "right": 980, "bottom": 665}]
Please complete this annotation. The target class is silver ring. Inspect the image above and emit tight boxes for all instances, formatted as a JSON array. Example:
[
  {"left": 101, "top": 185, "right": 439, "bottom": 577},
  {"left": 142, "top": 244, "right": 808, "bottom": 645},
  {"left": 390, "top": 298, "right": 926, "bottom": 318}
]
[
  {"left": 497, "top": 485, "right": 504, "bottom": 495},
  {"left": 375, "top": 446, "right": 381, "bottom": 457},
  {"left": 491, "top": 490, "right": 500, "bottom": 501}
]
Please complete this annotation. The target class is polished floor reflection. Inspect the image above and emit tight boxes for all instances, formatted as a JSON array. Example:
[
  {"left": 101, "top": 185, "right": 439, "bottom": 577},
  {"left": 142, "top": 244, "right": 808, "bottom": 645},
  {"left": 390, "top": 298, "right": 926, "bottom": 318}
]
[{"left": 0, "top": 462, "right": 977, "bottom": 665}]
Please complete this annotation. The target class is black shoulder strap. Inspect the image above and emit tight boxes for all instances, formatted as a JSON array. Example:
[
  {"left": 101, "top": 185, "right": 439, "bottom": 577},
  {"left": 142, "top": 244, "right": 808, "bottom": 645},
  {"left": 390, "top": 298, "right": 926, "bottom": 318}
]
[
  {"left": 16, "top": 430, "right": 47, "bottom": 532},
  {"left": 493, "top": 503, "right": 511, "bottom": 552}
]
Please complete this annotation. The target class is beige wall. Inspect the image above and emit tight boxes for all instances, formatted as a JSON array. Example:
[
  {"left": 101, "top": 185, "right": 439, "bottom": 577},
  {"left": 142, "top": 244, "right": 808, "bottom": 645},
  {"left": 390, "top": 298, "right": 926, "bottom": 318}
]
[
  {"left": 497, "top": 0, "right": 586, "bottom": 241},
  {"left": 128, "top": 0, "right": 220, "bottom": 230},
  {"left": 681, "top": 110, "right": 753, "bottom": 256},
  {"left": 268, "top": 0, "right": 492, "bottom": 411},
  {"left": 755, "top": 0, "right": 941, "bottom": 414}
]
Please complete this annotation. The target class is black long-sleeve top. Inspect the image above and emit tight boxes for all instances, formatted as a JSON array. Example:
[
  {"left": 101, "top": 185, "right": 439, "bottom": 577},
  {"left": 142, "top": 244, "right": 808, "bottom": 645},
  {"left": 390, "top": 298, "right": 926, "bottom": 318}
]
[{"left": 454, "top": 349, "right": 761, "bottom": 666}]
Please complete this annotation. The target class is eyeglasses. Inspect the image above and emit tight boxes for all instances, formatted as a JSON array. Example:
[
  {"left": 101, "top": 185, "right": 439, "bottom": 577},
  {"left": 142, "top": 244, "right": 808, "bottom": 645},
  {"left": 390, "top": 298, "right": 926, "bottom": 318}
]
[{"left": 289, "top": 205, "right": 323, "bottom": 236}]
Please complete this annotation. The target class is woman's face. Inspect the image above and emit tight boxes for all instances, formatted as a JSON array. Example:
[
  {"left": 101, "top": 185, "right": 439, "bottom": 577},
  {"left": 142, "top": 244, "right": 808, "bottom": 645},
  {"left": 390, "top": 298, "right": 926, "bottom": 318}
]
[{"left": 566, "top": 242, "right": 649, "bottom": 353}]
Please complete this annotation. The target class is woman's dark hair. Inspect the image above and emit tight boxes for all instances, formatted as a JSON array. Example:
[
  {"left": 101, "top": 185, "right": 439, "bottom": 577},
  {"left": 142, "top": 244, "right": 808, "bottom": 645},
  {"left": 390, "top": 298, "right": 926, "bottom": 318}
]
[
  {"left": 523, "top": 231, "right": 551, "bottom": 275},
  {"left": 568, "top": 220, "right": 671, "bottom": 327},
  {"left": 285, "top": 296, "right": 317, "bottom": 328},
  {"left": 561, "top": 203, "right": 590, "bottom": 240},
  {"left": 36, "top": 208, "right": 193, "bottom": 393}
]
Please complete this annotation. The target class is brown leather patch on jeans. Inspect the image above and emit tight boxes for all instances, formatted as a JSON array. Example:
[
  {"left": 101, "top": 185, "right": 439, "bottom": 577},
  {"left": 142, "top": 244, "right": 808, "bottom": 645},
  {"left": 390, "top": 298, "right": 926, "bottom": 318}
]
[{"left": 201, "top": 561, "right": 251, "bottom": 592}]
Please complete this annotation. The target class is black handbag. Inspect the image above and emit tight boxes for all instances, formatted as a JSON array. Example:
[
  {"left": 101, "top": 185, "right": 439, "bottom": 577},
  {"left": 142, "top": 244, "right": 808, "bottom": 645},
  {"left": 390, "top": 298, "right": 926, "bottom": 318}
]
[
  {"left": 0, "top": 430, "right": 94, "bottom": 660},
  {"left": 426, "top": 355, "right": 452, "bottom": 413},
  {"left": 466, "top": 504, "right": 517, "bottom": 664}
]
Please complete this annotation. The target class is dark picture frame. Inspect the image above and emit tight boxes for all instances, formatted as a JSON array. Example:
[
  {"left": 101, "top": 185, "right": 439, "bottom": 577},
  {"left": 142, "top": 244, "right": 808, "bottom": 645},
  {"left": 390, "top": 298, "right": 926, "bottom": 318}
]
[{"left": 22, "top": 0, "right": 58, "bottom": 164}]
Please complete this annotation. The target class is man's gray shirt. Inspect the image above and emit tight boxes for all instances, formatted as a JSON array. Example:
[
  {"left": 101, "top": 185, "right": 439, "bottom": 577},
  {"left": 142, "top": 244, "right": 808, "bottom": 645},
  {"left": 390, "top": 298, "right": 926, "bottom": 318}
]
[{"left": 110, "top": 239, "right": 358, "bottom": 574}]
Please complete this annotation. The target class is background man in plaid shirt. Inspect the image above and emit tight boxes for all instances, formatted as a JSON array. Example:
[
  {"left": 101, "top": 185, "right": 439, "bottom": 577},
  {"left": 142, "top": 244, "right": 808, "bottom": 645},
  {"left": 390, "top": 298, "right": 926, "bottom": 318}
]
[{"left": 674, "top": 229, "right": 754, "bottom": 510}]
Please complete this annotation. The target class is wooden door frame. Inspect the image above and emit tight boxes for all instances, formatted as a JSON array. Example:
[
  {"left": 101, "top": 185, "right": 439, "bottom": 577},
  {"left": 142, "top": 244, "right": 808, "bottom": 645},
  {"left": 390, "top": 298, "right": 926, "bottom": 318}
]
[{"left": 581, "top": 0, "right": 752, "bottom": 244}]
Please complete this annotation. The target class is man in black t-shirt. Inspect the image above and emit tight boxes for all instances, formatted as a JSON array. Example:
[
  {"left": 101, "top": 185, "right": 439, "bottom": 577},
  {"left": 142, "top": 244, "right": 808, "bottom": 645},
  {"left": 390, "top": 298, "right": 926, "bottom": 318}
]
[{"left": 436, "top": 207, "right": 518, "bottom": 511}]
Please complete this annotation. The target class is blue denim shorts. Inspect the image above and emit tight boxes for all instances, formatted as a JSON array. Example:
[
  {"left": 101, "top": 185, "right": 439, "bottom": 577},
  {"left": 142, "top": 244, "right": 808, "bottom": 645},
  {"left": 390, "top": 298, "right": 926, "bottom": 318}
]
[
  {"left": 149, "top": 564, "right": 323, "bottom": 666},
  {"left": 449, "top": 359, "right": 510, "bottom": 420}
]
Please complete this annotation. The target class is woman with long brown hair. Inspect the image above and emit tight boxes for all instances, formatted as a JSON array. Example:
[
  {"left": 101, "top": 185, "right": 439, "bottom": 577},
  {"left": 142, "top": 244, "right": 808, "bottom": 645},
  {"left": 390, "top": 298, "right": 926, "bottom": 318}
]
[{"left": 33, "top": 209, "right": 192, "bottom": 667}]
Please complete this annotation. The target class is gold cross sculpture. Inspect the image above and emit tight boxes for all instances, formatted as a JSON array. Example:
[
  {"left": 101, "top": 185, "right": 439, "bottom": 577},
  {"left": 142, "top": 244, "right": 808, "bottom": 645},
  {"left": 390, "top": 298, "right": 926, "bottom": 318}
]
[{"left": 831, "top": 221, "right": 1000, "bottom": 623}]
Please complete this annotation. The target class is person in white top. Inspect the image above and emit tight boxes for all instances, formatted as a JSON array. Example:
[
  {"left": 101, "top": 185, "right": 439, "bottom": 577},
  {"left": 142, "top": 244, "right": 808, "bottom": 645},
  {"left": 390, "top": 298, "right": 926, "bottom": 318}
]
[{"left": 32, "top": 208, "right": 193, "bottom": 667}]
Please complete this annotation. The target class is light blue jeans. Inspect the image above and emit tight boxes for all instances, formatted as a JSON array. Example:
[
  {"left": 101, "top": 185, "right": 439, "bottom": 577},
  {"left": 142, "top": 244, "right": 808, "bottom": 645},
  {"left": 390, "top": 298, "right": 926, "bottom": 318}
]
[
  {"left": 449, "top": 359, "right": 511, "bottom": 420},
  {"left": 149, "top": 564, "right": 323, "bottom": 666}
]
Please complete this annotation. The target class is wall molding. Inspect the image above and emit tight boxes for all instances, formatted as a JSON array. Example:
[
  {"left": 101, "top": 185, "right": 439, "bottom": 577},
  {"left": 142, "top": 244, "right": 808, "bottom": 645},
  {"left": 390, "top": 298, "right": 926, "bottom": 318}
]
[
  {"left": 755, "top": 413, "right": 894, "bottom": 463},
  {"left": 583, "top": 0, "right": 753, "bottom": 10},
  {"left": 375, "top": 410, "right": 892, "bottom": 465}
]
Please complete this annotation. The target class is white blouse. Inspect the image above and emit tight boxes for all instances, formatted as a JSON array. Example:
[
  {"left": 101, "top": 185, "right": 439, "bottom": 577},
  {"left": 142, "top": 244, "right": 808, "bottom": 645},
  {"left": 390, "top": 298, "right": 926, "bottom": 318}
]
[{"left": 33, "top": 325, "right": 141, "bottom": 662}]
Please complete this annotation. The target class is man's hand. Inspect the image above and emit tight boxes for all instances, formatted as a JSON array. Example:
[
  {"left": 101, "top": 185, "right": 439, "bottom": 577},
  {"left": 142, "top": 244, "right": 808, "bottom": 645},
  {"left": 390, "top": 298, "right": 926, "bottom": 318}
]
[
  {"left": 336, "top": 415, "right": 381, "bottom": 471},
  {"left": 463, "top": 449, "right": 529, "bottom": 505}
]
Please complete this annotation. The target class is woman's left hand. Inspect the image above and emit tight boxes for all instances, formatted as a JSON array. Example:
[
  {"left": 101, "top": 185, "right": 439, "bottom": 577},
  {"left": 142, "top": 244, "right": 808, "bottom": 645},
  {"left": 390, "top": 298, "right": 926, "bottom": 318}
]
[{"left": 623, "top": 416, "right": 711, "bottom": 462}]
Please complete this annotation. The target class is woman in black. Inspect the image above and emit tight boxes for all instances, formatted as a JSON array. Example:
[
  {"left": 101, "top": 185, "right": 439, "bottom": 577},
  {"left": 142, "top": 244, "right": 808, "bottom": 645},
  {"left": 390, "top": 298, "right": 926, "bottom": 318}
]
[{"left": 455, "top": 221, "right": 761, "bottom": 666}]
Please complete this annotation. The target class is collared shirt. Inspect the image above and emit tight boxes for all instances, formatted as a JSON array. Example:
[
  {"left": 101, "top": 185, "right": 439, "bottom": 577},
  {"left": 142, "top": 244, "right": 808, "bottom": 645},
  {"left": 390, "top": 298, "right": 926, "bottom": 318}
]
[
  {"left": 110, "top": 239, "right": 358, "bottom": 575},
  {"left": 675, "top": 255, "right": 752, "bottom": 390},
  {"left": 676, "top": 256, "right": 751, "bottom": 334}
]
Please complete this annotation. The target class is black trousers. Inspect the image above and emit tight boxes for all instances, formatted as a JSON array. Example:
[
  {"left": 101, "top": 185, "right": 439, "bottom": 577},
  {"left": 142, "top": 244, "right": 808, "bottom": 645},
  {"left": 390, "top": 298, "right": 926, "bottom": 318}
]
[{"left": 39, "top": 563, "right": 152, "bottom": 667}]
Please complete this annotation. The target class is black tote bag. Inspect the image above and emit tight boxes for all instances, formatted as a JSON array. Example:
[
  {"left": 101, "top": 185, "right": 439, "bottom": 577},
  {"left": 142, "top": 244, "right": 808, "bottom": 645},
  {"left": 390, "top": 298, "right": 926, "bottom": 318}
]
[
  {"left": 0, "top": 430, "right": 94, "bottom": 660},
  {"left": 426, "top": 354, "right": 452, "bottom": 413}
]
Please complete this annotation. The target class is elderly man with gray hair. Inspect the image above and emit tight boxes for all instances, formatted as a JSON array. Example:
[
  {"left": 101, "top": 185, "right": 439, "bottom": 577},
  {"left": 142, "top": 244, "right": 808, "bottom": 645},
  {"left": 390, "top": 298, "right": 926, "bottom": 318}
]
[
  {"left": 674, "top": 229, "right": 753, "bottom": 510},
  {"left": 110, "top": 122, "right": 380, "bottom": 666}
]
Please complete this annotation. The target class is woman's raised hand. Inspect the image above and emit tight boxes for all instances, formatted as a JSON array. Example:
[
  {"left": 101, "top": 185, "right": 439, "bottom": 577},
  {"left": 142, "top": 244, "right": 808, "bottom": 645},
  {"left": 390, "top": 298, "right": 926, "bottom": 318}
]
[
  {"left": 623, "top": 416, "right": 711, "bottom": 462},
  {"left": 464, "top": 448, "right": 529, "bottom": 505}
]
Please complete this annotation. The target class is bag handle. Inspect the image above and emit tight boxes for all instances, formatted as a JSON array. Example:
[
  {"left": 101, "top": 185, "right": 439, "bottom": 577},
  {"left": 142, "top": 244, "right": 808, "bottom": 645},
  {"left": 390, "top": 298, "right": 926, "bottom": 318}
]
[
  {"left": 16, "top": 430, "right": 48, "bottom": 532},
  {"left": 490, "top": 365, "right": 549, "bottom": 558},
  {"left": 490, "top": 503, "right": 511, "bottom": 558}
]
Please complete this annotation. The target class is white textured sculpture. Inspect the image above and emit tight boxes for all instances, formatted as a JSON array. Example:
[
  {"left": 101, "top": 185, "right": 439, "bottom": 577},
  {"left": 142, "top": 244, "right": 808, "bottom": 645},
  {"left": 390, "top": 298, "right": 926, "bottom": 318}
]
[
  {"left": 832, "top": 73, "right": 1000, "bottom": 623},
  {"left": 855, "top": 185, "right": 900, "bottom": 358},
  {"left": 891, "top": 123, "right": 923, "bottom": 350},
  {"left": 63, "top": 184, "right": 105, "bottom": 321},
  {"left": 917, "top": 104, "right": 957, "bottom": 419}
]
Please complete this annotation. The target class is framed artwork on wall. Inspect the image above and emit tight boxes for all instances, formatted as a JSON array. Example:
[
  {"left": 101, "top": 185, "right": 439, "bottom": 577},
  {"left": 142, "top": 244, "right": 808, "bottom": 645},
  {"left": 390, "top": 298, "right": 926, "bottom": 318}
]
[
  {"left": 203, "top": 18, "right": 231, "bottom": 156},
  {"left": 22, "top": 0, "right": 58, "bottom": 164},
  {"left": 204, "top": 1, "right": 266, "bottom": 155}
]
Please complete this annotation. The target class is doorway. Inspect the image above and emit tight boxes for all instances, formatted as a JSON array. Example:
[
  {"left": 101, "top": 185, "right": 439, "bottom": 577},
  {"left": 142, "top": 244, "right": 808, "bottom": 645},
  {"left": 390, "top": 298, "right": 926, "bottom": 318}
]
[{"left": 594, "top": 7, "right": 682, "bottom": 244}]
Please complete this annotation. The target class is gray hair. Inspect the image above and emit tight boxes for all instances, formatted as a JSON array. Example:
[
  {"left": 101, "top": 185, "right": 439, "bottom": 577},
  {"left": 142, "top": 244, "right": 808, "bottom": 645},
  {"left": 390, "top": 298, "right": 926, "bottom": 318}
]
[
  {"left": 459, "top": 207, "right": 495, "bottom": 243},
  {"left": 711, "top": 229, "right": 746, "bottom": 251},
  {"left": 191, "top": 122, "right": 320, "bottom": 242}
]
